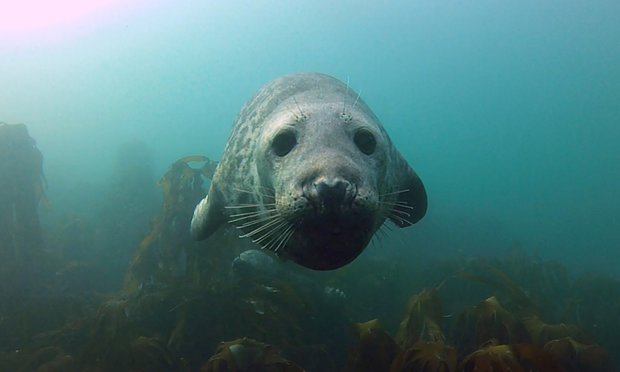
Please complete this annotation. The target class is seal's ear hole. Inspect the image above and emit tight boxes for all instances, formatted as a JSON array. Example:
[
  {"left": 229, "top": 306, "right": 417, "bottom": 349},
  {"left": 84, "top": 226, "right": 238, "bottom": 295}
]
[
  {"left": 354, "top": 129, "right": 377, "bottom": 155},
  {"left": 272, "top": 130, "right": 297, "bottom": 157}
]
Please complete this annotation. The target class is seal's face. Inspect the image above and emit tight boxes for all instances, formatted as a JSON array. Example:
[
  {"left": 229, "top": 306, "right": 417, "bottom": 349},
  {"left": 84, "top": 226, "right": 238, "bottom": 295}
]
[
  {"left": 258, "top": 100, "right": 389, "bottom": 269},
  {"left": 190, "top": 73, "right": 427, "bottom": 270}
]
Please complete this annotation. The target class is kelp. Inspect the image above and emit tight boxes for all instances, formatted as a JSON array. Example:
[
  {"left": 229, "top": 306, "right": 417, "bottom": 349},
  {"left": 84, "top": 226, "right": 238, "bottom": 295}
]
[
  {"left": 201, "top": 338, "right": 303, "bottom": 372},
  {"left": 124, "top": 155, "right": 220, "bottom": 292},
  {"left": 2, "top": 243, "right": 618, "bottom": 370},
  {"left": 460, "top": 343, "right": 524, "bottom": 372},
  {"left": 128, "top": 335, "right": 178, "bottom": 372},
  {"left": 522, "top": 315, "right": 591, "bottom": 346},
  {"left": 544, "top": 337, "right": 613, "bottom": 372},
  {"left": 15, "top": 346, "right": 75, "bottom": 372},
  {"left": 356, "top": 260, "right": 615, "bottom": 371},
  {"left": 395, "top": 286, "right": 445, "bottom": 347},
  {"left": 0, "top": 147, "right": 618, "bottom": 370},
  {"left": 0, "top": 122, "right": 45, "bottom": 267},
  {"left": 390, "top": 284, "right": 456, "bottom": 372},
  {"left": 454, "top": 296, "right": 530, "bottom": 354},
  {"left": 459, "top": 341, "right": 563, "bottom": 372},
  {"left": 570, "top": 274, "right": 620, "bottom": 355},
  {"left": 345, "top": 319, "right": 401, "bottom": 372},
  {"left": 390, "top": 341, "right": 457, "bottom": 372},
  {"left": 455, "top": 262, "right": 539, "bottom": 317}
]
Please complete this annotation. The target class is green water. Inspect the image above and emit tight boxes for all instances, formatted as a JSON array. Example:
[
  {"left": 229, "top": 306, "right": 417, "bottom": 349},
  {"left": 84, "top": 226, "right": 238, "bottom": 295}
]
[
  {"left": 1, "top": 1, "right": 619, "bottom": 271},
  {"left": 1, "top": 2, "right": 620, "bottom": 369}
]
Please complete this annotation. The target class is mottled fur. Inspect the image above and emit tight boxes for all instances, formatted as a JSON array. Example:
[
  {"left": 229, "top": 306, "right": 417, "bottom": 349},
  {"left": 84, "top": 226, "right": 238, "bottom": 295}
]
[{"left": 191, "top": 73, "right": 427, "bottom": 270}]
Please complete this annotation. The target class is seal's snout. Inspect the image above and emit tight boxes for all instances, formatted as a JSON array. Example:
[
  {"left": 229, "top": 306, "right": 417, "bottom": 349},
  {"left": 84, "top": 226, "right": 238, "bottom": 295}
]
[
  {"left": 303, "top": 176, "right": 356, "bottom": 212},
  {"left": 314, "top": 178, "right": 349, "bottom": 204}
]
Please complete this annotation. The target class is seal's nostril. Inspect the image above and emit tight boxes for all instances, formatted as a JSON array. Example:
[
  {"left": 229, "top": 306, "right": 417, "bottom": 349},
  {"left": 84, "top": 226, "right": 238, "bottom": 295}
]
[
  {"left": 310, "top": 178, "right": 354, "bottom": 208},
  {"left": 316, "top": 180, "right": 347, "bottom": 203}
]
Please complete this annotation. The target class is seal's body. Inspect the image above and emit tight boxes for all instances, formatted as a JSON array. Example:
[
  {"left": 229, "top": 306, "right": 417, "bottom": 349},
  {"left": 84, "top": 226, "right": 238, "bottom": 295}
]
[{"left": 191, "top": 73, "right": 427, "bottom": 270}]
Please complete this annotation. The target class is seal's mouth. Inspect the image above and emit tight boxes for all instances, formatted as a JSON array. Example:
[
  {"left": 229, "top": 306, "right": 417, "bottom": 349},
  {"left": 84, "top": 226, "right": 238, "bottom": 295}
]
[
  {"left": 280, "top": 212, "right": 375, "bottom": 270},
  {"left": 273, "top": 175, "right": 377, "bottom": 270}
]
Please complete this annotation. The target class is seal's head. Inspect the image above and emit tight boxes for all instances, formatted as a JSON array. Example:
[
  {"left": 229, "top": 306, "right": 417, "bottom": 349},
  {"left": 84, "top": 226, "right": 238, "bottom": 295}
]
[{"left": 191, "top": 73, "right": 427, "bottom": 270}]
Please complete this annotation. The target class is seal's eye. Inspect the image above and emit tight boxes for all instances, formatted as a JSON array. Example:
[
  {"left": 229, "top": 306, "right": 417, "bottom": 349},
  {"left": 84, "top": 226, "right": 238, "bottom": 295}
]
[
  {"left": 272, "top": 130, "right": 297, "bottom": 157},
  {"left": 354, "top": 129, "right": 377, "bottom": 155}
]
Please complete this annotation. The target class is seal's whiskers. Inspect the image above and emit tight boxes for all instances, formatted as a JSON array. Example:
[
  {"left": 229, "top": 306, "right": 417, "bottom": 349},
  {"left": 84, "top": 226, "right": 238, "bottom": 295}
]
[
  {"left": 273, "top": 226, "right": 295, "bottom": 254},
  {"left": 233, "top": 187, "right": 276, "bottom": 200},
  {"left": 237, "top": 213, "right": 282, "bottom": 228},
  {"left": 370, "top": 225, "right": 388, "bottom": 249},
  {"left": 386, "top": 201, "right": 411, "bottom": 209},
  {"left": 228, "top": 208, "right": 273, "bottom": 217},
  {"left": 378, "top": 188, "right": 410, "bottom": 197},
  {"left": 190, "top": 73, "right": 427, "bottom": 270},
  {"left": 389, "top": 209, "right": 411, "bottom": 217},
  {"left": 342, "top": 75, "right": 350, "bottom": 114},
  {"left": 292, "top": 96, "right": 302, "bottom": 116},
  {"left": 227, "top": 202, "right": 295, "bottom": 254},
  {"left": 239, "top": 216, "right": 285, "bottom": 238},
  {"left": 264, "top": 223, "right": 294, "bottom": 253},
  {"left": 379, "top": 200, "right": 414, "bottom": 210},
  {"left": 251, "top": 219, "right": 289, "bottom": 245},
  {"left": 378, "top": 189, "right": 416, "bottom": 223},
  {"left": 388, "top": 213, "right": 414, "bottom": 226},
  {"left": 351, "top": 89, "right": 362, "bottom": 110},
  {"left": 226, "top": 203, "right": 276, "bottom": 210},
  {"left": 228, "top": 208, "right": 277, "bottom": 221}
]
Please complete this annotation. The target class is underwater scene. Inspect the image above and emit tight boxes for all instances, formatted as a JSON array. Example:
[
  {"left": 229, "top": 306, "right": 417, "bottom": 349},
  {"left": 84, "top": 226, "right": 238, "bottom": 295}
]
[{"left": 1, "top": 1, "right": 619, "bottom": 371}]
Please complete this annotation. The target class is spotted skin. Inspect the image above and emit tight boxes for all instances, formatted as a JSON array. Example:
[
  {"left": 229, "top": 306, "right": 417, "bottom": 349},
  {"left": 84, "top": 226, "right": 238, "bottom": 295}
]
[{"left": 191, "top": 73, "right": 427, "bottom": 270}]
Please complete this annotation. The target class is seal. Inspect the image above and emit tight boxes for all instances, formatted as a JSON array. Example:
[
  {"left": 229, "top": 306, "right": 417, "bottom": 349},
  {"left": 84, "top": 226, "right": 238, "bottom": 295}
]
[{"left": 191, "top": 73, "right": 427, "bottom": 270}]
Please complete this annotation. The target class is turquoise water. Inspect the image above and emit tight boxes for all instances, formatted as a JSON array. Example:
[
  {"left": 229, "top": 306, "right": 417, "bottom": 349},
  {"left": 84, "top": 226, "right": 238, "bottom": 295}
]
[
  {"left": 2, "top": 0, "right": 619, "bottom": 274},
  {"left": 1, "top": 2, "right": 620, "bottom": 369}
]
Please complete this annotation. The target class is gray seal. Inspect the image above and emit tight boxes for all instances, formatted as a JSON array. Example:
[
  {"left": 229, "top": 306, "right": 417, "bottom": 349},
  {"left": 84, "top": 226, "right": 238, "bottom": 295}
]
[{"left": 191, "top": 73, "right": 427, "bottom": 270}]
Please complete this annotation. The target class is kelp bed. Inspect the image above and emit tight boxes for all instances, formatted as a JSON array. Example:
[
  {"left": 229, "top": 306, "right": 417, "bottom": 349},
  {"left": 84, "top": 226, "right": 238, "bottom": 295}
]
[
  {"left": 1, "top": 252, "right": 617, "bottom": 371},
  {"left": 0, "top": 128, "right": 617, "bottom": 371}
]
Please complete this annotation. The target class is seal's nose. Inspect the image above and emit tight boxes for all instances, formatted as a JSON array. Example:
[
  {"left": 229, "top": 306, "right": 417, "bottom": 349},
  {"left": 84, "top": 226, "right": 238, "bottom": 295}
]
[
  {"left": 304, "top": 176, "right": 355, "bottom": 212},
  {"left": 315, "top": 178, "right": 347, "bottom": 204}
]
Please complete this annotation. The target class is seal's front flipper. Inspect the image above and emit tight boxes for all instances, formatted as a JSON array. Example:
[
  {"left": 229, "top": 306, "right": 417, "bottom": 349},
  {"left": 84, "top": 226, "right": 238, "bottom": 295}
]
[
  {"left": 389, "top": 152, "right": 428, "bottom": 228},
  {"left": 190, "top": 183, "right": 226, "bottom": 240}
]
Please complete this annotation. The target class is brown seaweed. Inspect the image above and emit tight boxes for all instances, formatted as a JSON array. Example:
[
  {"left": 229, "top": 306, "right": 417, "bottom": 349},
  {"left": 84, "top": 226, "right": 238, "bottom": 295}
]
[
  {"left": 124, "top": 155, "right": 221, "bottom": 292},
  {"left": 395, "top": 286, "right": 446, "bottom": 347},
  {"left": 459, "top": 341, "right": 563, "bottom": 372},
  {"left": 390, "top": 341, "right": 457, "bottom": 372},
  {"left": 345, "top": 319, "right": 401, "bottom": 372},
  {"left": 456, "top": 263, "right": 539, "bottom": 317},
  {"left": 522, "top": 315, "right": 591, "bottom": 346},
  {"left": 454, "top": 296, "right": 530, "bottom": 354},
  {"left": 0, "top": 122, "right": 45, "bottom": 267},
  {"left": 544, "top": 337, "right": 613, "bottom": 372},
  {"left": 0, "top": 148, "right": 618, "bottom": 371},
  {"left": 201, "top": 338, "right": 303, "bottom": 372}
]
